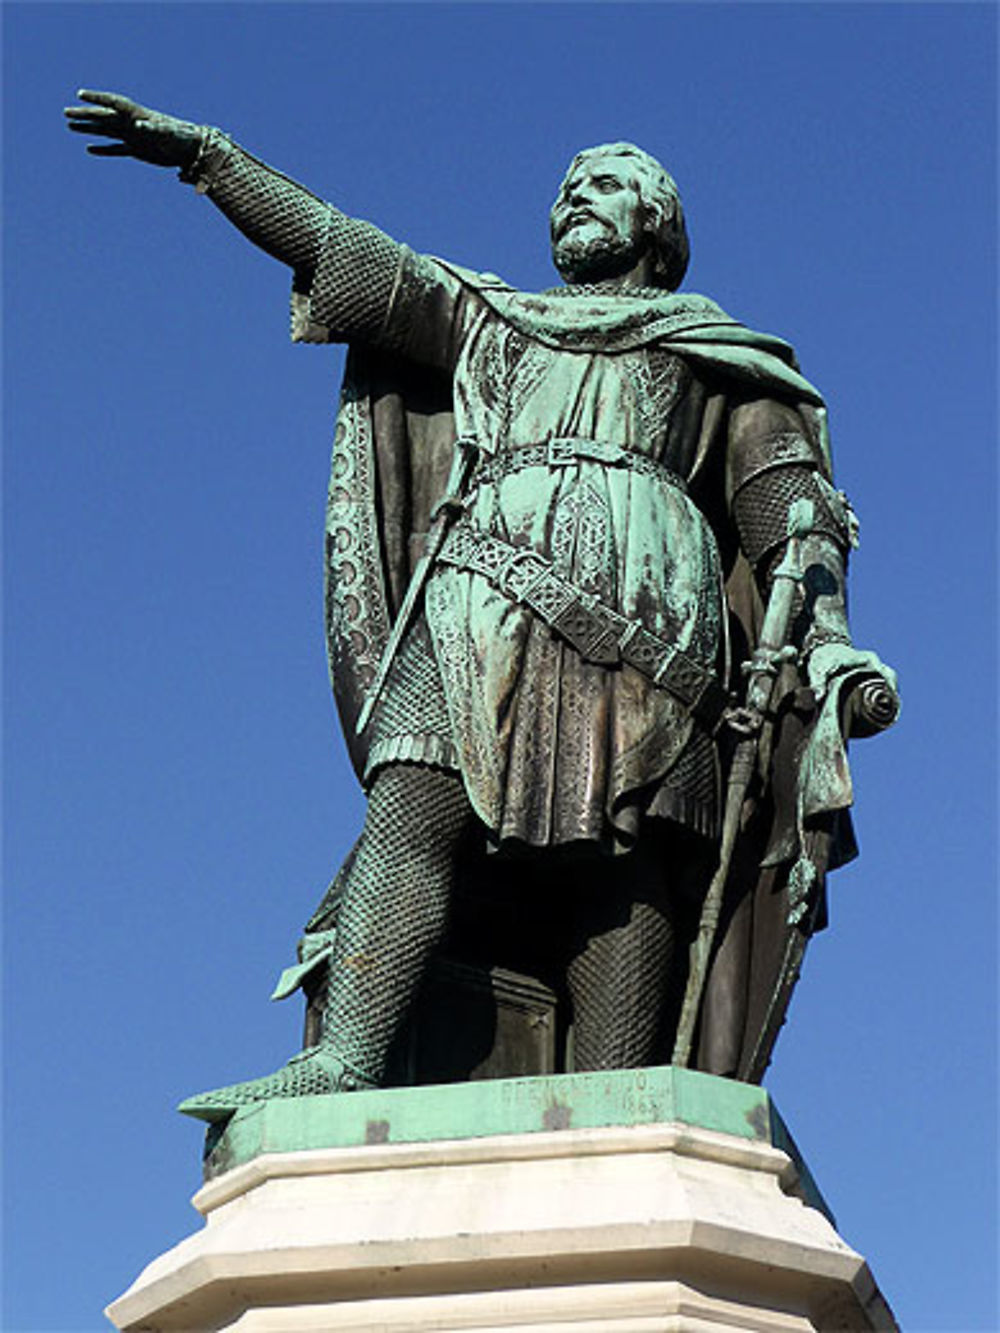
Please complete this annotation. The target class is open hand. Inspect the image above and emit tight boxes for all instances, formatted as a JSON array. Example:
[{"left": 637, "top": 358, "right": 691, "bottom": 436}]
[{"left": 64, "top": 89, "right": 204, "bottom": 170}]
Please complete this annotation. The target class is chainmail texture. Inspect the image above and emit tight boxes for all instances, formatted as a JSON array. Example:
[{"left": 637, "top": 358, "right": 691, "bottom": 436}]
[
  {"left": 320, "top": 764, "right": 477, "bottom": 1083},
  {"left": 195, "top": 134, "right": 329, "bottom": 272},
  {"left": 177, "top": 1043, "right": 374, "bottom": 1121},
  {"left": 307, "top": 211, "right": 402, "bottom": 341},
  {"left": 193, "top": 134, "right": 400, "bottom": 341},
  {"left": 365, "top": 618, "right": 458, "bottom": 779},
  {"left": 565, "top": 844, "right": 679, "bottom": 1070},
  {"left": 179, "top": 761, "right": 474, "bottom": 1117},
  {"left": 732, "top": 464, "right": 845, "bottom": 573},
  {"left": 651, "top": 728, "right": 719, "bottom": 838}
]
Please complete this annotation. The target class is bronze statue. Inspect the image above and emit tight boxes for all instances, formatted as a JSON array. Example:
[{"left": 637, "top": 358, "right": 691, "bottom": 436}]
[{"left": 66, "top": 92, "right": 898, "bottom": 1122}]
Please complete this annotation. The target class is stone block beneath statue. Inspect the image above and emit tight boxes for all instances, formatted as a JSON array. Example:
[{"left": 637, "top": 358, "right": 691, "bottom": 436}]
[{"left": 106, "top": 1068, "right": 896, "bottom": 1332}]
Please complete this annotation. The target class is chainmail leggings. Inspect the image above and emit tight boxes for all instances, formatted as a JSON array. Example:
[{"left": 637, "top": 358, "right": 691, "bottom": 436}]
[
  {"left": 322, "top": 763, "right": 691, "bottom": 1082},
  {"left": 321, "top": 764, "right": 477, "bottom": 1084},
  {"left": 564, "top": 838, "right": 681, "bottom": 1070}
]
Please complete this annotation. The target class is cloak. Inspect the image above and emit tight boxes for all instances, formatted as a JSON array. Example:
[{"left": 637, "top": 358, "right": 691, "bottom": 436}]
[{"left": 321, "top": 267, "right": 862, "bottom": 1081}]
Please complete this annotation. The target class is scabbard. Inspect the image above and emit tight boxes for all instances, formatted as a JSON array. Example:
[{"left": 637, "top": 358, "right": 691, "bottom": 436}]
[{"left": 355, "top": 438, "right": 475, "bottom": 736}]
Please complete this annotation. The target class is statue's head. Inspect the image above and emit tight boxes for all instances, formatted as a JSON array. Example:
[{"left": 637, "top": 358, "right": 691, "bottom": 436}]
[{"left": 550, "top": 142, "right": 689, "bottom": 290}]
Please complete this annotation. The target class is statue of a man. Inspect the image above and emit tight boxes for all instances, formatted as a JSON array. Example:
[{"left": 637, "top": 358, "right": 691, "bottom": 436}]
[{"left": 66, "top": 92, "right": 896, "bottom": 1121}]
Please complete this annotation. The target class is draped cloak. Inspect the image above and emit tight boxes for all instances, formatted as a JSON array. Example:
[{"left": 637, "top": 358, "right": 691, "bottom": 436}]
[{"left": 315, "top": 261, "right": 861, "bottom": 1079}]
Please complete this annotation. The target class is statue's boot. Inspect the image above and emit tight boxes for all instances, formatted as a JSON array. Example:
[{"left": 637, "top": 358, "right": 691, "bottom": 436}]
[{"left": 177, "top": 1043, "right": 375, "bottom": 1123}]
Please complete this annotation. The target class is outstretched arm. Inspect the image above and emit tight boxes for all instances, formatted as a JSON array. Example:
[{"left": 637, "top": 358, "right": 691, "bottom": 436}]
[
  {"left": 64, "top": 90, "right": 403, "bottom": 337},
  {"left": 65, "top": 90, "right": 473, "bottom": 364}
]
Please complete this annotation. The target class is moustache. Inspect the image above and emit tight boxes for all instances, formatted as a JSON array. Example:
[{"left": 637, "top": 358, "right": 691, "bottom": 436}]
[{"left": 554, "top": 208, "right": 610, "bottom": 240}]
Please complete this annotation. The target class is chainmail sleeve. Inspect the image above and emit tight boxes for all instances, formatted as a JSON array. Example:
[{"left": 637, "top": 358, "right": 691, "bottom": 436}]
[
  {"left": 182, "top": 128, "right": 423, "bottom": 350},
  {"left": 727, "top": 398, "right": 854, "bottom": 582},
  {"left": 301, "top": 244, "right": 473, "bottom": 369},
  {"left": 288, "top": 215, "right": 406, "bottom": 347},
  {"left": 727, "top": 396, "right": 858, "bottom": 653},
  {"left": 183, "top": 129, "right": 474, "bottom": 366},
  {"left": 182, "top": 128, "right": 330, "bottom": 269}
]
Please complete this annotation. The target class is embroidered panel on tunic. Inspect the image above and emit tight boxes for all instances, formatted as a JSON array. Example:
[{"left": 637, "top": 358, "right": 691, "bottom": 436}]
[{"left": 420, "top": 316, "right": 724, "bottom": 847}]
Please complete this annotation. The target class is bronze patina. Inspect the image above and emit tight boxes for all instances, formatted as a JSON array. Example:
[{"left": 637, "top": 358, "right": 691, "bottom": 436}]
[{"left": 65, "top": 92, "right": 898, "bottom": 1123}]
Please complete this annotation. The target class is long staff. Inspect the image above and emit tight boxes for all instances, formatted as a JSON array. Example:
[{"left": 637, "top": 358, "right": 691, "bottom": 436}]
[{"left": 671, "top": 497, "right": 815, "bottom": 1068}]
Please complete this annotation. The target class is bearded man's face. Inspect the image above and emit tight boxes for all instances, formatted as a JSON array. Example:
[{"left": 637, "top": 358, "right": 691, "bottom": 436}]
[{"left": 550, "top": 155, "right": 649, "bottom": 283}]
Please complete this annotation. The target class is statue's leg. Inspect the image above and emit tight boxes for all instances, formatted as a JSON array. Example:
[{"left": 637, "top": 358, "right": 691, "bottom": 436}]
[
  {"left": 565, "top": 836, "right": 682, "bottom": 1071},
  {"left": 179, "top": 763, "right": 475, "bottom": 1121},
  {"left": 318, "top": 762, "right": 476, "bottom": 1084}
]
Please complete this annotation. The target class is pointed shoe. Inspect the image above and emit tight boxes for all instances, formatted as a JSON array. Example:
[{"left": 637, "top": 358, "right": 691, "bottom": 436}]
[{"left": 178, "top": 1046, "right": 373, "bottom": 1123}]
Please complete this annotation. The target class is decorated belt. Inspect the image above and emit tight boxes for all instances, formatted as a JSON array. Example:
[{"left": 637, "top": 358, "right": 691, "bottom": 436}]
[
  {"left": 437, "top": 521, "right": 728, "bottom": 729},
  {"left": 469, "top": 436, "right": 687, "bottom": 491}
]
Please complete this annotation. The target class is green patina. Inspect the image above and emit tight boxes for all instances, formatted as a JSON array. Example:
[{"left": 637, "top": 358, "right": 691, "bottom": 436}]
[
  {"left": 65, "top": 92, "right": 899, "bottom": 1131},
  {"left": 202, "top": 1065, "right": 831, "bottom": 1221}
]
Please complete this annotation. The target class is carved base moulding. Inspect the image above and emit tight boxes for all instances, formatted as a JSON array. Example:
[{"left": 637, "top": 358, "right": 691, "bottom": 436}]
[{"left": 106, "top": 1069, "right": 897, "bottom": 1333}]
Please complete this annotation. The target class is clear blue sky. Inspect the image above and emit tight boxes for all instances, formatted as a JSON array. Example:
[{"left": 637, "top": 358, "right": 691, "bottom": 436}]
[{"left": 4, "top": 4, "right": 997, "bottom": 1329}]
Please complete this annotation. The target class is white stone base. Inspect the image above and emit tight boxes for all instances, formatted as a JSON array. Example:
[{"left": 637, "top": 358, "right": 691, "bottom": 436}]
[{"left": 107, "top": 1119, "right": 895, "bottom": 1331}]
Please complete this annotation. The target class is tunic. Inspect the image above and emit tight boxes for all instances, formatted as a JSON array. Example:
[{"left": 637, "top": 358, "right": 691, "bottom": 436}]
[
  {"left": 428, "top": 310, "right": 723, "bottom": 847},
  {"left": 297, "top": 246, "right": 825, "bottom": 852}
]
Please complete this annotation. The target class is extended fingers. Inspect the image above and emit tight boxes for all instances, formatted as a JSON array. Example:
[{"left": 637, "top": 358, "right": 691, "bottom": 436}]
[
  {"left": 76, "top": 89, "right": 143, "bottom": 114},
  {"left": 64, "top": 103, "right": 131, "bottom": 141},
  {"left": 65, "top": 90, "right": 148, "bottom": 139},
  {"left": 65, "top": 104, "right": 119, "bottom": 121},
  {"left": 65, "top": 117, "right": 124, "bottom": 137}
]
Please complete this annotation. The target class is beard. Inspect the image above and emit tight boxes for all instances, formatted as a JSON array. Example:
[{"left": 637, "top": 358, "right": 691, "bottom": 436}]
[{"left": 551, "top": 227, "right": 646, "bottom": 284}]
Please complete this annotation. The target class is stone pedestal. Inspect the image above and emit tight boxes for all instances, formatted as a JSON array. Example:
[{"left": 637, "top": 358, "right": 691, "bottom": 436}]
[{"left": 106, "top": 1068, "right": 896, "bottom": 1332}]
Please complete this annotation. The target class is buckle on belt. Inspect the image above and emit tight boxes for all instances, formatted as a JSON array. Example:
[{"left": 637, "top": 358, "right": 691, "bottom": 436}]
[
  {"left": 545, "top": 437, "right": 628, "bottom": 467},
  {"left": 546, "top": 437, "right": 576, "bottom": 466},
  {"left": 498, "top": 547, "right": 547, "bottom": 601}
]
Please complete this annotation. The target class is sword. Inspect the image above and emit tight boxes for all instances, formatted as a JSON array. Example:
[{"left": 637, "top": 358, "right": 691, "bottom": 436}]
[
  {"left": 672, "top": 497, "right": 815, "bottom": 1069},
  {"left": 355, "top": 435, "right": 476, "bottom": 736}
]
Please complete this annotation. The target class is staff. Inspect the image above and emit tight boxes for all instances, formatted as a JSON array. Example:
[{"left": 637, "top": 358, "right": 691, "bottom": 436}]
[{"left": 672, "top": 497, "right": 815, "bottom": 1068}]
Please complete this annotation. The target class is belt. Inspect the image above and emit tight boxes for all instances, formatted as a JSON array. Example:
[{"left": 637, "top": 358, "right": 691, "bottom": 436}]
[
  {"left": 470, "top": 436, "right": 687, "bottom": 491},
  {"left": 437, "top": 522, "right": 728, "bottom": 729}
]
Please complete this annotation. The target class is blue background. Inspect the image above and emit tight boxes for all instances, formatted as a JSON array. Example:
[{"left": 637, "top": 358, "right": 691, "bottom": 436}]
[{"left": 4, "top": 3, "right": 996, "bottom": 1328}]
